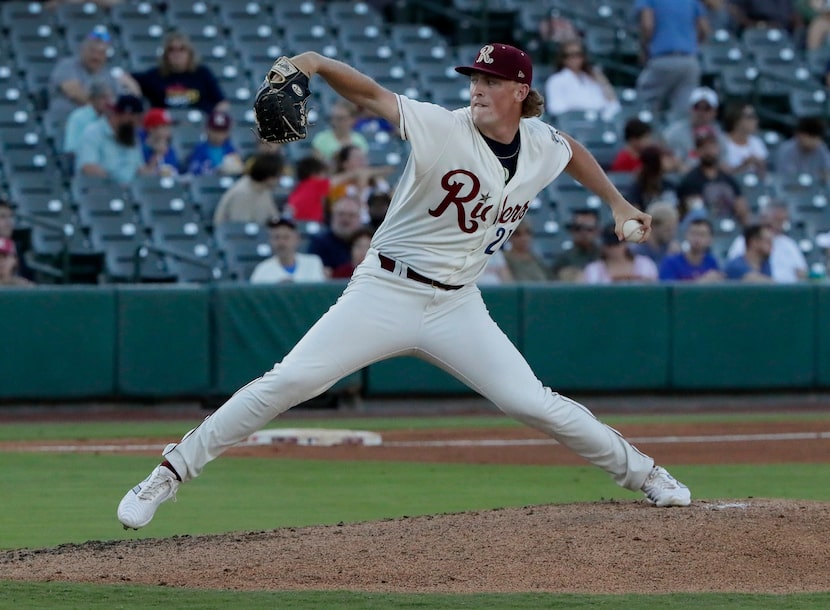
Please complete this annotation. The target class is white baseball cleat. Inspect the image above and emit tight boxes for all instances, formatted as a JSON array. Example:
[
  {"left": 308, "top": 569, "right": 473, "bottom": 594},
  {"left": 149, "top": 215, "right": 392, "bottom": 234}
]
[
  {"left": 117, "top": 463, "right": 180, "bottom": 530},
  {"left": 640, "top": 465, "right": 691, "bottom": 507}
]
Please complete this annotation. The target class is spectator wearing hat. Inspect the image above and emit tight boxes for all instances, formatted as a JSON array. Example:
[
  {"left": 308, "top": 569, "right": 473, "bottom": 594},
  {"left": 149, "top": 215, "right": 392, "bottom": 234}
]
[
  {"left": 676, "top": 127, "right": 750, "bottom": 225},
  {"left": 213, "top": 152, "right": 283, "bottom": 226},
  {"left": 0, "top": 237, "right": 33, "bottom": 287},
  {"left": 47, "top": 26, "right": 139, "bottom": 128},
  {"left": 186, "top": 109, "right": 243, "bottom": 176},
  {"left": 141, "top": 108, "right": 181, "bottom": 176},
  {"left": 132, "top": 32, "right": 229, "bottom": 114},
  {"left": 661, "top": 86, "right": 723, "bottom": 171},
  {"left": 249, "top": 217, "right": 325, "bottom": 284},
  {"left": 773, "top": 116, "right": 830, "bottom": 187},
  {"left": 63, "top": 81, "right": 114, "bottom": 162},
  {"left": 75, "top": 94, "right": 155, "bottom": 185},
  {"left": 581, "top": 223, "right": 658, "bottom": 284},
  {"left": 635, "top": 0, "right": 709, "bottom": 126}
]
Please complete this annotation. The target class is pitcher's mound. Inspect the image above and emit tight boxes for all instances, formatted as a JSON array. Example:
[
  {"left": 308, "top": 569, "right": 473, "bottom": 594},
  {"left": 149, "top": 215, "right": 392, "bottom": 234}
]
[{"left": 2, "top": 499, "right": 829, "bottom": 593}]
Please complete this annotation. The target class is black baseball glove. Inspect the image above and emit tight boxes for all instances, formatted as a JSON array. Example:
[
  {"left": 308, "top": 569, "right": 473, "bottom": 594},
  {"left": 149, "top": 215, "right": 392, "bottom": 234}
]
[{"left": 253, "top": 56, "right": 311, "bottom": 143}]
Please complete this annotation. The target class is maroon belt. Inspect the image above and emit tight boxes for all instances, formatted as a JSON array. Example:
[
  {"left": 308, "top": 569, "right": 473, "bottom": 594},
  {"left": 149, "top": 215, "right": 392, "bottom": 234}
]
[{"left": 377, "top": 253, "right": 463, "bottom": 291}]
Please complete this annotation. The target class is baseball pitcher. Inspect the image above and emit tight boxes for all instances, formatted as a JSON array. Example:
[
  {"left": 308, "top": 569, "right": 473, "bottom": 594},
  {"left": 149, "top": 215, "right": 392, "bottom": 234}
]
[{"left": 119, "top": 43, "right": 690, "bottom": 530}]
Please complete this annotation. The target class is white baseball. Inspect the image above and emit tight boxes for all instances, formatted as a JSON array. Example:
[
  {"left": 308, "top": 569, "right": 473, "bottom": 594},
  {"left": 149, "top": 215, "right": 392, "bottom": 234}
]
[{"left": 622, "top": 219, "right": 645, "bottom": 242}]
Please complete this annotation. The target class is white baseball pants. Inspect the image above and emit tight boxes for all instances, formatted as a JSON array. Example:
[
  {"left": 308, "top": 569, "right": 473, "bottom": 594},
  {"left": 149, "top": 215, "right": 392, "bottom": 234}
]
[{"left": 166, "top": 250, "right": 654, "bottom": 491}]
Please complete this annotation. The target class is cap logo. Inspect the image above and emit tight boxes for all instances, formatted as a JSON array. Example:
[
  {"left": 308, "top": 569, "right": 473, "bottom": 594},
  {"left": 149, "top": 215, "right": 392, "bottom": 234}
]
[
  {"left": 476, "top": 45, "right": 495, "bottom": 64},
  {"left": 517, "top": 70, "right": 525, "bottom": 79}
]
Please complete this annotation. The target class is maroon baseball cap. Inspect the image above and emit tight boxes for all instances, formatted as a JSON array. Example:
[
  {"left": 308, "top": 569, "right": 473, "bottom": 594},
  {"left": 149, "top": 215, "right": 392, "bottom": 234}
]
[{"left": 455, "top": 43, "right": 532, "bottom": 85}]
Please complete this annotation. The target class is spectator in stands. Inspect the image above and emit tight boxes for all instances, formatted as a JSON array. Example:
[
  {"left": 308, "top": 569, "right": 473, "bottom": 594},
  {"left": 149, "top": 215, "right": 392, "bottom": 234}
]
[
  {"left": 543, "top": 38, "right": 620, "bottom": 121},
  {"left": 551, "top": 208, "right": 601, "bottom": 281},
  {"left": 47, "top": 27, "right": 138, "bottom": 128},
  {"left": 662, "top": 87, "right": 723, "bottom": 171},
  {"left": 331, "top": 226, "right": 375, "bottom": 279},
  {"left": 367, "top": 188, "right": 392, "bottom": 231},
  {"left": 728, "top": 0, "right": 801, "bottom": 33},
  {"left": 140, "top": 108, "right": 180, "bottom": 177},
  {"left": 307, "top": 195, "right": 365, "bottom": 275},
  {"left": 726, "top": 199, "right": 807, "bottom": 282},
  {"left": 328, "top": 144, "right": 393, "bottom": 217},
  {"left": 626, "top": 145, "right": 678, "bottom": 210},
  {"left": 721, "top": 103, "right": 768, "bottom": 178},
  {"left": 635, "top": 0, "right": 708, "bottom": 125},
  {"left": 311, "top": 100, "right": 370, "bottom": 162},
  {"left": 213, "top": 153, "right": 282, "bottom": 226},
  {"left": 478, "top": 250, "right": 514, "bottom": 285},
  {"left": 611, "top": 118, "right": 654, "bottom": 173},
  {"left": 703, "top": 0, "right": 737, "bottom": 31},
  {"left": 0, "top": 199, "right": 32, "bottom": 281},
  {"left": 249, "top": 217, "right": 325, "bottom": 284},
  {"left": 632, "top": 200, "right": 682, "bottom": 265},
  {"left": 659, "top": 216, "right": 724, "bottom": 281},
  {"left": 724, "top": 222, "right": 775, "bottom": 281},
  {"left": 676, "top": 128, "right": 751, "bottom": 225},
  {"left": 63, "top": 81, "right": 114, "bottom": 163},
  {"left": 0, "top": 237, "right": 33, "bottom": 287},
  {"left": 582, "top": 223, "right": 659, "bottom": 283},
  {"left": 503, "top": 219, "right": 552, "bottom": 281},
  {"left": 801, "top": 0, "right": 830, "bottom": 49},
  {"left": 185, "top": 109, "right": 243, "bottom": 177},
  {"left": 132, "top": 32, "right": 229, "bottom": 114},
  {"left": 773, "top": 116, "right": 830, "bottom": 186},
  {"left": 286, "top": 156, "right": 330, "bottom": 223},
  {"left": 75, "top": 93, "right": 153, "bottom": 185}
]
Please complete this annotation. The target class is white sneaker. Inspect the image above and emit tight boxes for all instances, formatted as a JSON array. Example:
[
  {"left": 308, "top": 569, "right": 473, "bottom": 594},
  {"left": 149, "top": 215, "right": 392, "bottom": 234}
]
[
  {"left": 641, "top": 466, "right": 691, "bottom": 507},
  {"left": 117, "top": 460, "right": 180, "bottom": 530}
]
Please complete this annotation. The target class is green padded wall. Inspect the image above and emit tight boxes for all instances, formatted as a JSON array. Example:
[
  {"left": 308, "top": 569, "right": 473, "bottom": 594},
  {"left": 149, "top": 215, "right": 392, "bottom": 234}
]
[
  {"left": 522, "top": 285, "right": 671, "bottom": 391},
  {"left": 213, "top": 283, "right": 359, "bottom": 395},
  {"left": 116, "top": 286, "right": 211, "bottom": 397},
  {"left": 0, "top": 287, "right": 116, "bottom": 398},
  {"left": 365, "top": 286, "right": 522, "bottom": 395},
  {"left": 815, "top": 285, "right": 830, "bottom": 388},
  {"left": 671, "top": 285, "right": 816, "bottom": 389}
]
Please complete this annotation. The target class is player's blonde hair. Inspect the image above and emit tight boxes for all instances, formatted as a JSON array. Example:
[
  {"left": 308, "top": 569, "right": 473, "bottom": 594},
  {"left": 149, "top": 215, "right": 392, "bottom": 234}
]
[{"left": 522, "top": 89, "right": 544, "bottom": 118}]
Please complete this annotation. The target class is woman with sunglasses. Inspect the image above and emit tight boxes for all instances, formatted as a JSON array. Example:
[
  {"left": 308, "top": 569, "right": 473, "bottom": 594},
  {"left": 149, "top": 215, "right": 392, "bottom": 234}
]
[
  {"left": 132, "top": 32, "right": 229, "bottom": 114},
  {"left": 543, "top": 38, "right": 620, "bottom": 121}
]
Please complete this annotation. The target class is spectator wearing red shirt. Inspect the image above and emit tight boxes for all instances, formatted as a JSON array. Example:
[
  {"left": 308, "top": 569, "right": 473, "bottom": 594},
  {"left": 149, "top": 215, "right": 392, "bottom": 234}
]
[
  {"left": 287, "top": 156, "right": 330, "bottom": 223},
  {"left": 611, "top": 118, "right": 653, "bottom": 173}
]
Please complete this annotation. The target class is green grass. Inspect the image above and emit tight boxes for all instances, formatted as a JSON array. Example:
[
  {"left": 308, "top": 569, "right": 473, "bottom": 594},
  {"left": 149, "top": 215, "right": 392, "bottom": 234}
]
[
  {"left": 2, "top": 410, "right": 830, "bottom": 441},
  {"left": 2, "top": 583, "right": 830, "bottom": 609},
  {"left": 1, "top": 454, "right": 829, "bottom": 550}
]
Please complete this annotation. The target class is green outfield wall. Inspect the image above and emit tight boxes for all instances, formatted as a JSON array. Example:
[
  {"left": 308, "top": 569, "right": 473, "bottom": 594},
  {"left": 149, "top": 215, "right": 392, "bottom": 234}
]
[{"left": 0, "top": 283, "right": 827, "bottom": 400}]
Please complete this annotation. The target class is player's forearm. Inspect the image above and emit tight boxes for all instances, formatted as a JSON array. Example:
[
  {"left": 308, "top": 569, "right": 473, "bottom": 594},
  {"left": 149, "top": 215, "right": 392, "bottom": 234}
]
[
  {"left": 290, "top": 52, "right": 397, "bottom": 123},
  {"left": 562, "top": 134, "right": 628, "bottom": 211}
]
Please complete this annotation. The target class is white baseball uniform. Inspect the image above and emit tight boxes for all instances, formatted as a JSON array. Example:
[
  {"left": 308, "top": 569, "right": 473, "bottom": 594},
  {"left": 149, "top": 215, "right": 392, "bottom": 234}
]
[{"left": 165, "top": 95, "right": 654, "bottom": 492}]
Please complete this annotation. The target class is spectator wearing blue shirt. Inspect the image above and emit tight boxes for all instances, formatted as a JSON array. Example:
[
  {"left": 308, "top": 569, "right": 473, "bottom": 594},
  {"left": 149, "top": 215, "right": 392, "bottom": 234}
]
[
  {"left": 725, "top": 223, "right": 774, "bottom": 282},
  {"left": 75, "top": 94, "right": 151, "bottom": 185},
  {"left": 659, "top": 216, "right": 724, "bottom": 282},
  {"left": 186, "top": 109, "right": 243, "bottom": 176},
  {"left": 635, "top": 0, "right": 709, "bottom": 124}
]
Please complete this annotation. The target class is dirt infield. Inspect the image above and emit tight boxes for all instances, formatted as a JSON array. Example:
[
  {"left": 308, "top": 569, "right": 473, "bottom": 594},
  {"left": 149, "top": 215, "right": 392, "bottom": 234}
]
[{"left": 2, "top": 413, "right": 830, "bottom": 594}]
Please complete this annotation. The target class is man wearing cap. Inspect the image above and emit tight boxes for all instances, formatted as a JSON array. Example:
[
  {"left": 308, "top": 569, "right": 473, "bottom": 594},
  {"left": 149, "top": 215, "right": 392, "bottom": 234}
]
[
  {"left": 186, "top": 109, "right": 242, "bottom": 176},
  {"left": 141, "top": 108, "right": 181, "bottom": 176},
  {"left": 76, "top": 94, "right": 155, "bottom": 185},
  {"left": 662, "top": 86, "right": 724, "bottom": 171},
  {"left": 0, "top": 237, "right": 33, "bottom": 287},
  {"left": 249, "top": 217, "right": 326, "bottom": 284},
  {"left": 635, "top": 0, "right": 709, "bottom": 126},
  {"left": 117, "top": 42, "right": 691, "bottom": 532}
]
